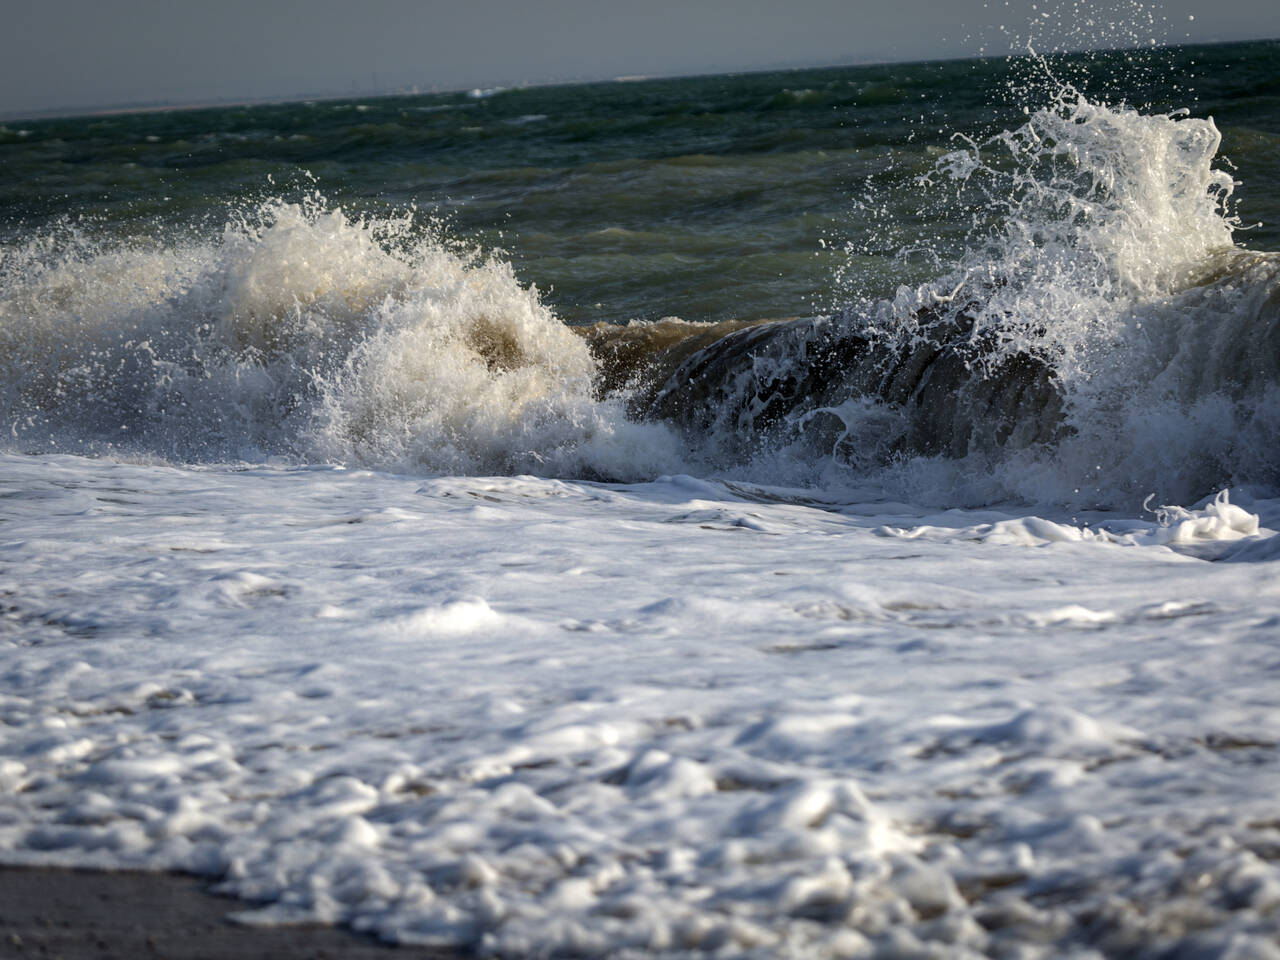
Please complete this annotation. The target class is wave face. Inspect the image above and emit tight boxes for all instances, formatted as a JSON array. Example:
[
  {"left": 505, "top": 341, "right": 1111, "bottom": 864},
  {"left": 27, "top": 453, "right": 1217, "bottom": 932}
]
[
  {"left": 0, "top": 198, "right": 682, "bottom": 479},
  {"left": 636, "top": 89, "right": 1280, "bottom": 506}
]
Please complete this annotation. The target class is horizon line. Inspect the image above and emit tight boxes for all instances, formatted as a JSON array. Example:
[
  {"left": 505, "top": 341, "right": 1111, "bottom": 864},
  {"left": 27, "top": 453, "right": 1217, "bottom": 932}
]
[{"left": 3, "top": 35, "right": 1276, "bottom": 125}]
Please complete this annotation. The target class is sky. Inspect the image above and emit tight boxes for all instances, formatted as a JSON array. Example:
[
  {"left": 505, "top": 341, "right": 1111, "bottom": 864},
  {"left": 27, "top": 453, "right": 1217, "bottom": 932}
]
[{"left": 4, "top": 0, "right": 1280, "bottom": 117}]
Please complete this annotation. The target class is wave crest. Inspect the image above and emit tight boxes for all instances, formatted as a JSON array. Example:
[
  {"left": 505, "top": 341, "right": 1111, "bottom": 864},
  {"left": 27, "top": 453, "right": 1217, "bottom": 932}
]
[
  {"left": 631, "top": 89, "right": 1280, "bottom": 506},
  {"left": 0, "top": 197, "right": 682, "bottom": 479}
]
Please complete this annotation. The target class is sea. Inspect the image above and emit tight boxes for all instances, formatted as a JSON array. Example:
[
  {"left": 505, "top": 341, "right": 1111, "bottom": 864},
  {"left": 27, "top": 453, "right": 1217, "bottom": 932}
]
[{"left": 3, "top": 31, "right": 1280, "bottom": 959}]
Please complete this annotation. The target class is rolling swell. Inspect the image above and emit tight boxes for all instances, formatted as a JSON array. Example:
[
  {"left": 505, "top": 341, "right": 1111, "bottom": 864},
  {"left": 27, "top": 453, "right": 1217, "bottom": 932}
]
[
  {"left": 635, "top": 299, "right": 1064, "bottom": 462},
  {"left": 598, "top": 254, "right": 1280, "bottom": 493},
  {"left": 583, "top": 248, "right": 1280, "bottom": 506}
]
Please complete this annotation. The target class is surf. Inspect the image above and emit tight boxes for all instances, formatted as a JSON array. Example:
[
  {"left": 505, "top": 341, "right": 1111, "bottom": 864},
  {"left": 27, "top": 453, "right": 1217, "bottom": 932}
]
[
  {"left": 600, "top": 83, "right": 1280, "bottom": 507},
  {"left": 0, "top": 195, "right": 683, "bottom": 480},
  {"left": 2, "top": 62, "right": 1279, "bottom": 511}
]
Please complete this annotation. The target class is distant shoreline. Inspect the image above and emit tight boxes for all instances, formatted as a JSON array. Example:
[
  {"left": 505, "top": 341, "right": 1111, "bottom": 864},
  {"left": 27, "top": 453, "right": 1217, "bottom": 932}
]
[{"left": 2, "top": 91, "right": 408, "bottom": 124}]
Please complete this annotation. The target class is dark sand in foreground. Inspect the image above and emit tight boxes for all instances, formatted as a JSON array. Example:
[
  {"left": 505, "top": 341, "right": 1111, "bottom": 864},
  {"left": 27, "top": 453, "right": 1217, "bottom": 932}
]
[{"left": 0, "top": 867, "right": 463, "bottom": 959}]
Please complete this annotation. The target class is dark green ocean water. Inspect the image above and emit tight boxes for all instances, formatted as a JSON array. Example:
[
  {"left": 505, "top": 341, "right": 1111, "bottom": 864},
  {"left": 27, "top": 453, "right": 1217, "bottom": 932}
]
[{"left": 2, "top": 40, "right": 1278, "bottom": 326}]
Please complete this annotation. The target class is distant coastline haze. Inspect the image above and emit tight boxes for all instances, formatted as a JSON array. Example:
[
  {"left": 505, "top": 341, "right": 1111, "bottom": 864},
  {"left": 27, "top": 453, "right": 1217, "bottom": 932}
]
[{"left": 5, "top": 0, "right": 1279, "bottom": 118}]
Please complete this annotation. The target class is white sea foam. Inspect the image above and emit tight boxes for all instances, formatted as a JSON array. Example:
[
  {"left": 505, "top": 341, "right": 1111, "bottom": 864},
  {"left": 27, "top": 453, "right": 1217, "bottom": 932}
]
[
  {"left": 2, "top": 454, "right": 1278, "bottom": 957},
  {"left": 819, "top": 87, "right": 1280, "bottom": 507},
  {"left": 0, "top": 196, "right": 683, "bottom": 480}
]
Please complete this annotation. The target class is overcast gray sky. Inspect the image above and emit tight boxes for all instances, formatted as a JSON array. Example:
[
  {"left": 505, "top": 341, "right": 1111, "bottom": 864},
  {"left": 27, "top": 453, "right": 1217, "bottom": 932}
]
[{"left": 5, "top": 0, "right": 1279, "bottom": 117}]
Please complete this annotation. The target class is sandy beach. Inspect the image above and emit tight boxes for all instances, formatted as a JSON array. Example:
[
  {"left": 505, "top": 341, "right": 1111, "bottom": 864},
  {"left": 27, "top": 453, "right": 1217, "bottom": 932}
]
[{"left": 0, "top": 867, "right": 461, "bottom": 959}]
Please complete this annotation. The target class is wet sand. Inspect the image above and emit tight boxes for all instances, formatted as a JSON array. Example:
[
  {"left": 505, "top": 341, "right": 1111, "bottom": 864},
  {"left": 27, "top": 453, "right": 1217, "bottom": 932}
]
[{"left": 0, "top": 867, "right": 463, "bottom": 960}]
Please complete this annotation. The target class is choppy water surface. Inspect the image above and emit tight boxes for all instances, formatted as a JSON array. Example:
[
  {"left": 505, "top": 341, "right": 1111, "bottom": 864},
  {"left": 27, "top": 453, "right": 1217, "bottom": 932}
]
[{"left": 3, "top": 41, "right": 1278, "bottom": 326}]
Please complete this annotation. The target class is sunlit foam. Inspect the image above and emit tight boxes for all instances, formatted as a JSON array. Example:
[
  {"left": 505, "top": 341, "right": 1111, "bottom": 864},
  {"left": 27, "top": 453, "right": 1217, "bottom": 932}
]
[{"left": 0, "top": 196, "right": 683, "bottom": 480}]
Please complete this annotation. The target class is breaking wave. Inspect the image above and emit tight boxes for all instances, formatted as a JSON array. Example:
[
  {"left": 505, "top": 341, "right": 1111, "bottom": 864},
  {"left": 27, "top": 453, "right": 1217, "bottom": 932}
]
[
  {"left": 2, "top": 82, "right": 1278, "bottom": 510},
  {"left": 0, "top": 197, "right": 683, "bottom": 480},
  {"left": 628, "top": 85, "right": 1280, "bottom": 507}
]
